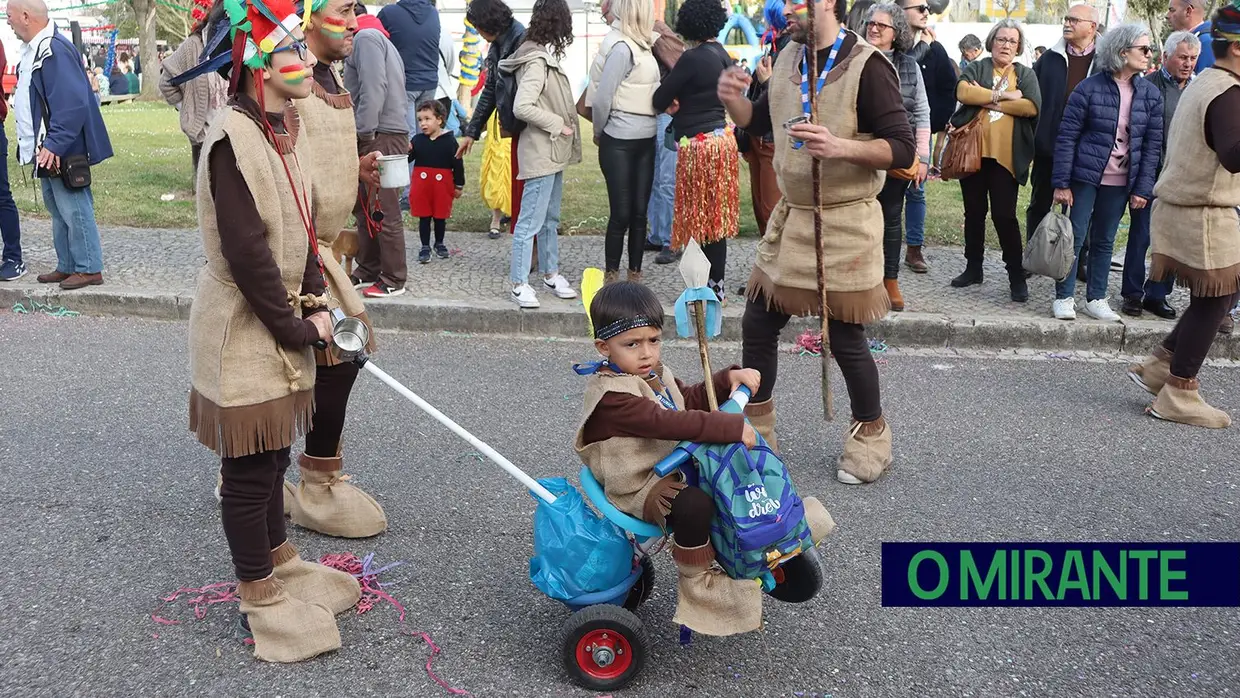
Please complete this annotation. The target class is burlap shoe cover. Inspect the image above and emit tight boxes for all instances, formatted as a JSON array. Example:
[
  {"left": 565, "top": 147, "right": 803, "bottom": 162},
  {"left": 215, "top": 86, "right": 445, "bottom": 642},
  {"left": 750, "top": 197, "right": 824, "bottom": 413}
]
[
  {"left": 291, "top": 462, "right": 388, "bottom": 538},
  {"left": 1150, "top": 376, "right": 1232, "bottom": 429},
  {"left": 671, "top": 543, "right": 763, "bottom": 636},
  {"left": 283, "top": 480, "right": 296, "bottom": 516},
  {"left": 801, "top": 496, "right": 836, "bottom": 544},
  {"left": 272, "top": 541, "right": 362, "bottom": 615},
  {"left": 745, "top": 399, "right": 778, "bottom": 452},
  {"left": 837, "top": 417, "right": 893, "bottom": 483},
  {"left": 1128, "top": 346, "right": 1172, "bottom": 396},
  {"left": 237, "top": 577, "right": 341, "bottom": 663}
]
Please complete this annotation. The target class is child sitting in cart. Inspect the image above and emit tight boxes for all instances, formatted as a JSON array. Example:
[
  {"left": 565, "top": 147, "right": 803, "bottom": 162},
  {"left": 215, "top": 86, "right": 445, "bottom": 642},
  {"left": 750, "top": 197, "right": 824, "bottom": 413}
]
[{"left": 573, "top": 281, "right": 769, "bottom": 636}]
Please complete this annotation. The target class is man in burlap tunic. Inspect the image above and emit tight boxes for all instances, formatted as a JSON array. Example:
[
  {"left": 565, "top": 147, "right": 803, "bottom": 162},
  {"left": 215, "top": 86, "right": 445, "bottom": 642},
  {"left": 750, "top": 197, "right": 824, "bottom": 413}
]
[
  {"left": 718, "top": 0, "right": 914, "bottom": 484},
  {"left": 1127, "top": 5, "right": 1240, "bottom": 429}
]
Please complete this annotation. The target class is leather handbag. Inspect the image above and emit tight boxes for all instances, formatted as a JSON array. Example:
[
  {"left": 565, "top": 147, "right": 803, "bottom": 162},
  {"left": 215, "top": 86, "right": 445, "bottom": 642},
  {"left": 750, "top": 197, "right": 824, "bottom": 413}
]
[
  {"left": 575, "top": 90, "right": 592, "bottom": 122},
  {"left": 887, "top": 160, "right": 921, "bottom": 181},
  {"left": 939, "top": 110, "right": 985, "bottom": 181}
]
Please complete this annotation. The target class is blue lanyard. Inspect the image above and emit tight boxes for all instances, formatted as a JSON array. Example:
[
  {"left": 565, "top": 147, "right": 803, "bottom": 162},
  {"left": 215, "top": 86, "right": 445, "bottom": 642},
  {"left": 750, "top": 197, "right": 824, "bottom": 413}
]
[
  {"left": 799, "top": 28, "right": 848, "bottom": 118},
  {"left": 573, "top": 360, "right": 678, "bottom": 411}
]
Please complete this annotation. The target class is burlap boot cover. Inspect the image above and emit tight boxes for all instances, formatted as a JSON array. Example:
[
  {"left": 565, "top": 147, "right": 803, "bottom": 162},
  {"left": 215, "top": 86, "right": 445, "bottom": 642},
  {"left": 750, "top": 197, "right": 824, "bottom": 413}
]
[
  {"left": 237, "top": 576, "right": 341, "bottom": 663},
  {"left": 1149, "top": 375, "right": 1232, "bottom": 428},
  {"left": 800, "top": 496, "right": 836, "bottom": 544},
  {"left": 671, "top": 542, "right": 763, "bottom": 636},
  {"left": 291, "top": 453, "right": 387, "bottom": 538},
  {"left": 271, "top": 541, "right": 362, "bottom": 615},
  {"left": 837, "top": 416, "right": 893, "bottom": 483},
  {"left": 745, "top": 399, "right": 778, "bottom": 452},
  {"left": 283, "top": 480, "right": 296, "bottom": 516},
  {"left": 1128, "top": 346, "right": 1173, "bottom": 396}
]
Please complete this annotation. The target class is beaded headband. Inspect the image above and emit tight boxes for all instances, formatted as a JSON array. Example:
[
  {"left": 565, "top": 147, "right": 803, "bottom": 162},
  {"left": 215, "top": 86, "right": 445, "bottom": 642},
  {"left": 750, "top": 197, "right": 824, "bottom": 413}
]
[{"left": 594, "top": 315, "right": 659, "bottom": 340}]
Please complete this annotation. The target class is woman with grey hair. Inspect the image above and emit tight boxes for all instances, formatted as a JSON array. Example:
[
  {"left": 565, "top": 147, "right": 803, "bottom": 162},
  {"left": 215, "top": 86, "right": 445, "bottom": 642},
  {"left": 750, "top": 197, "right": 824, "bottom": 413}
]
[
  {"left": 864, "top": 1, "right": 930, "bottom": 311},
  {"left": 947, "top": 19, "right": 1041, "bottom": 303},
  {"left": 1049, "top": 22, "right": 1163, "bottom": 321}
]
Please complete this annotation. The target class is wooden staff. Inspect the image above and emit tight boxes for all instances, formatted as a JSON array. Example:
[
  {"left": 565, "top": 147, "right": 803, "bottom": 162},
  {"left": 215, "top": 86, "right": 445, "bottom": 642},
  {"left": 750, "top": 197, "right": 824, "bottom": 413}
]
[
  {"left": 805, "top": 0, "right": 835, "bottom": 421},
  {"left": 694, "top": 301, "right": 718, "bottom": 411},
  {"left": 679, "top": 239, "right": 719, "bottom": 411}
]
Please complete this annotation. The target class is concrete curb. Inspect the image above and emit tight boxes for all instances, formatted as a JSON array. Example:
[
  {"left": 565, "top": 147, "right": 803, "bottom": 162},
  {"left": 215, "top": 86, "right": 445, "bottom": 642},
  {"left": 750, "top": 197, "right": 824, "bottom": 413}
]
[{"left": 4, "top": 284, "right": 1238, "bottom": 358}]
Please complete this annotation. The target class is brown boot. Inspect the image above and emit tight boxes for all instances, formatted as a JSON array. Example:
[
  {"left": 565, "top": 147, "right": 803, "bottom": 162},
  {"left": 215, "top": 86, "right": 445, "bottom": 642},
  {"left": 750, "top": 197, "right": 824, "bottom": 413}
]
[
  {"left": 904, "top": 245, "right": 928, "bottom": 273},
  {"left": 290, "top": 453, "right": 387, "bottom": 538},
  {"left": 271, "top": 541, "right": 361, "bottom": 615},
  {"left": 836, "top": 416, "right": 893, "bottom": 484},
  {"left": 744, "top": 399, "right": 778, "bottom": 452},
  {"left": 626, "top": 269, "right": 642, "bottom": 283},
  {"left": 1127, "top": 346, "right": 1172, "bottom": 396},
  {"left": 37, "top": 270, "right": 70, "bottom": 284},
  {"left": 237, "top": 576, "right": 341, "bottom": 663},
  {"left": 59, "top": 272, "right": 103, "bottom": 290},
  {"left": 604, "top": 270, "right": 619, "bottom": 285},
  {"left": 671, "top": 541, "right": 762, "bottom": 636},
  {"left": 884, "top": 278, "right": 904, "bottom": 312},
  {"left": 801, "top": 496, "right": 836, "bottom": 544},
  {"left": 1148, "top": 375, "right": 1231, "bottom": 428}
]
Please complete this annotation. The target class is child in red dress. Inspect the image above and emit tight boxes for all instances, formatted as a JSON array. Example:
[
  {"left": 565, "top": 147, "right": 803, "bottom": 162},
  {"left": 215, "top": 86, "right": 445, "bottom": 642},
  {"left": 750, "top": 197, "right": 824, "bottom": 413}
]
[{"left": 409, "top": 100, "right": 465, "bottom": 263}]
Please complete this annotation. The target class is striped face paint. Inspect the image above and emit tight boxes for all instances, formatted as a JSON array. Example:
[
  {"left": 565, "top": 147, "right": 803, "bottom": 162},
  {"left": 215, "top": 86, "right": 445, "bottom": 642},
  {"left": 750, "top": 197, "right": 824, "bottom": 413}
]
[
  {"left": 322, "top": 16, "right": 349, "bottom": 39},
  {"left": 279, "top": 63, "right": 310, "bottom": 85},
  {"left": 788, "top": 1, "right": 809, "bottom": 17}
]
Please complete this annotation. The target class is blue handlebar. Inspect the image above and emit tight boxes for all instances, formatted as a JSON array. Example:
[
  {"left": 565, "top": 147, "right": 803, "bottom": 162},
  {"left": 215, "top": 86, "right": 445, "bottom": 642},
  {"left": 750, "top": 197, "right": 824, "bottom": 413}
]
[{"left": 653, "top": 385, "right": 752, "bottom": 477}]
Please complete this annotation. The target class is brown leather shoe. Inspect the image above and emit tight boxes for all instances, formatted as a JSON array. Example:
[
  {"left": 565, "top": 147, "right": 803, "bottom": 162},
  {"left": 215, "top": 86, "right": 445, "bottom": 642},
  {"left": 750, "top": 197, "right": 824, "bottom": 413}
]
[
  {"left": 59, "top": 272, "right": 103, "bottom": 290},
  {"left": 884, "top": 278, "right": 904, "bottom": 312},
  {"left": 904, "top": 245, "right": 928, "bottom": 273},
  {"left": 37, "top": 270, "right": 71, "bottom": 284}
]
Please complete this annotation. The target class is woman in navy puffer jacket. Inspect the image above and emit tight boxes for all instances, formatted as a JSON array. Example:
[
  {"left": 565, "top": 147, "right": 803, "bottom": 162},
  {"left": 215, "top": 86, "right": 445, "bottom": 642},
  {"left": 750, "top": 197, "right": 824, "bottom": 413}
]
[{"left": 1050, "top": 22, "right": 1163, "bottom": 322}]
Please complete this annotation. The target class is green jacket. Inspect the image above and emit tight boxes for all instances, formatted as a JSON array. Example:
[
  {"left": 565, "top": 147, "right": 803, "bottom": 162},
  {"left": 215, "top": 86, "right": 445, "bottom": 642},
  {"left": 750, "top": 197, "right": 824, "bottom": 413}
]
[{"left": 948, "top": 58, "right": 1041, "bottom": 185}]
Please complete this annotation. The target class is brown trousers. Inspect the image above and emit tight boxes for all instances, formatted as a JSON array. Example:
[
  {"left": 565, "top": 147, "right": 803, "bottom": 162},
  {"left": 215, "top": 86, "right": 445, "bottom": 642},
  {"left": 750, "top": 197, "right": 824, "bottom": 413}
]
[
  {"left": 220, "top": 447, "right": 291, "bottom": 581},
  {"left": 355, "top": 132, "right": 409, "bottom": 287},
  {"left": 743, "top": 135, "right": 779, "bottom": 236}
]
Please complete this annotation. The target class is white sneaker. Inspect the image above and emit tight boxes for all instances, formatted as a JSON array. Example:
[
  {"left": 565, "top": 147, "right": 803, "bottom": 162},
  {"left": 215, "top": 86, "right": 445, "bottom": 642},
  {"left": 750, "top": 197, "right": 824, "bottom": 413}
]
[
  {"left": 543, "top": 274, "right": 578, "bottom": 299},
  {"left": 1083, "top": 298, "right": 1121, "bottom": 322},
  {"left": 1052, "top": 298, "right": 1076, "bottom": 320},
  {"left": 511, "top": 283, "right": 540, "bottom": 308}
]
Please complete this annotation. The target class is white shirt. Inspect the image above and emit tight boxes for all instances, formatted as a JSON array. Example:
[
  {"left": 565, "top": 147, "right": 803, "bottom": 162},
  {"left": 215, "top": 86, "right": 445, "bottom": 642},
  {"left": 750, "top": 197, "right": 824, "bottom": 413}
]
[{"left": 14, "top": 21, "right": 56, "bottom": 165}]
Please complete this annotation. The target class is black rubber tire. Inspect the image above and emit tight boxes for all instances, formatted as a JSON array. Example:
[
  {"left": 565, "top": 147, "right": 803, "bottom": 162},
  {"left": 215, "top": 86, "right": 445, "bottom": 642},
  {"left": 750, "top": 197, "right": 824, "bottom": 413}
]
[
  {"left": 766, "top": 545, "right": 824, "bottom": 603},
  {"left": 560, "top": 604, "right": 648, "bottom": 691},
  {"left": 623, "top": 557, "right": 656, "bottom": 611}
]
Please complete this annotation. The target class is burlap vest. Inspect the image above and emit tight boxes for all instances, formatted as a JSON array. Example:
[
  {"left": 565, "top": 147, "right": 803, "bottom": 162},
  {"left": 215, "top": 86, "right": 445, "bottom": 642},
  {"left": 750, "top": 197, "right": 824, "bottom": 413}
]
[
  {"left": 585, "top": 27, "right": 659, "bottom": 116},
  {"left": 189, "top": 106, "right": 316, "bottom": 458},
  {"left": 749, "top": 36, "right": 889, "bottom": 323},
  {"left": 575, "top": 365, "right": 687, "bottom": 520},
  {"left": 294, "top": 67, "right": 374, "bottom": 364},
  {"left": 1151, "top": 68, "right": 1240, "bottom": 296}
]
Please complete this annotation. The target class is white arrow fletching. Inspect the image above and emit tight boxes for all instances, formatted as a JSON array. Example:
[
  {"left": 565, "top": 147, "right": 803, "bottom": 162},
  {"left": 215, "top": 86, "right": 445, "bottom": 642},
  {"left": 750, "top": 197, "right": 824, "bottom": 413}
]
[{"left": 678, "top": 238, "right": 711, "bottom": 289}]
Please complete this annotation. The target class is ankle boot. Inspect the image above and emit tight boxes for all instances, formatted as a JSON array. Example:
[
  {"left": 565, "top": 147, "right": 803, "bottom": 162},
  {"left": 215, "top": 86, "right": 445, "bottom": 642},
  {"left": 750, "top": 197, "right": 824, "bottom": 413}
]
[
  {"left": 604, "top": 269, "right": 619, "bottom": 285},
  {"left": 744, "top": 399, "right": 778, "bottom": 452},
  {"left": 884, "top": 278, "right": 904, "bottom": 311},
  {"left": 1148, "top": 375, "right": 1231, "bottom": 428},
  {"left": 951, "top": 264, "right": 983, "bottom": 288},
  {"left": 291, "top": 453, "right": 387, "bottom": 538},
  {"left": 836, "top": 416, "right": 893, "bottom": 484},
  {"left": 800, "top": 496, "right": 836, "bottom": 544},
  {"left": 626, "top": 269, "right": 642, "bottom": 284},
  {"left": 237, "top": 576, "right": 341, "bottom": 663},
  {"left": 671, "top": 541, "right": 762, "bottom": 636},
  {"left": 904, "top": 245, "right": 928, "bottom": 273},
  {"left": 1008, "top": 271, "right": 1028, "bottom": 303},
  {"left": 272, "top": 541, "right": 361, "bottom": 615},
  {"left": 1127, "top": 346, "right": 1172, "bottom": 396}
]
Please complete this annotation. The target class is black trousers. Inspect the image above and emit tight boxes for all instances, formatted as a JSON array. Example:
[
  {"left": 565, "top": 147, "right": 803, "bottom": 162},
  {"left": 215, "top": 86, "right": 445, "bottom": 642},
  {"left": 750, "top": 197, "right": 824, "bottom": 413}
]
[
  {"left": 220, "top": 447, "right": 290, "bottom": 581},
  {"left": 664, "top": 486, "right": 714, "bottom": 548},
  {"left": 1163, "top": 292, "right": 1240, "bottom": 379},
  {"left": 598, "top": 134, "right": 655, "bottom": 273},
  {"left": 960, "top": 159, "right": 1024, "bottom": 275},
  {"left": 1029, "top": 153, "right": 1089, "bottom": 256},
  {"left": 878, "top": 176, "right": 911, "bottom": 279},
  {"left": 741, "top": 294, "right": 882, "bottom": 422},
  {"left": 419, "top": 217, "right": 447, "bottom": 247},
  {"left": 303, "top": 361, "right": 360, "bottom": 458}
]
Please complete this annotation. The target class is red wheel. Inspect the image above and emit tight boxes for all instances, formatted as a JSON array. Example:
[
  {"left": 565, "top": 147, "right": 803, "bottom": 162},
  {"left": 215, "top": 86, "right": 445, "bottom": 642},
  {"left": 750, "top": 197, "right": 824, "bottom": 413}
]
[
  {"left": 560, "top": 605, "right": 648, "bottom": 690},
  {"left": 574, "top": 628, "right": 633, "bottom": 681}
]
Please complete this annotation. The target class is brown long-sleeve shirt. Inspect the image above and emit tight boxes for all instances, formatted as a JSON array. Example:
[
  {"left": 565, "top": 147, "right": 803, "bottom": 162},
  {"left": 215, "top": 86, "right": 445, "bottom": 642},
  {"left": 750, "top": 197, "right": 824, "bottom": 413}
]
[
  {"left": 581, "top": 366, "right": 745, "bottom": 446},
  {"left": 1204, "top": 74, "right": 1240, "bottom": 174},
  {"left": 210, "top": 96, "right": 325, "bottom": 349}
]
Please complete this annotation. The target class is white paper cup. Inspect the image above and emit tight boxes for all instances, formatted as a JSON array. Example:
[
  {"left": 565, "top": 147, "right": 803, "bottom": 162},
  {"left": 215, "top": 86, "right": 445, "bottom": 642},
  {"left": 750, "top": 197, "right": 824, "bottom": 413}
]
[{"left": 377, "top": 154, "right": 408, "bottom": 189}]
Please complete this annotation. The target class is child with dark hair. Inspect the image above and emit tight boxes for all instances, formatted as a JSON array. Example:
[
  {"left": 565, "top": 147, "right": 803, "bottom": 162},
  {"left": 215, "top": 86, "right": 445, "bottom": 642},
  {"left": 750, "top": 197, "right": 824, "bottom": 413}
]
[
  {"left": 573, "top": 281, "right": 767, "bottom": 636},
  {"left": 409, "top": 99, "right": 465, "bottom": 263}
]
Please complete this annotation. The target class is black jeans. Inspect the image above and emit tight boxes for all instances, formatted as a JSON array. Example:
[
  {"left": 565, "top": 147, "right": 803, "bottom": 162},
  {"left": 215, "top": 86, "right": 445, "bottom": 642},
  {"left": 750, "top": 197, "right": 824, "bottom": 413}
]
[
  {"left": 419, "top": 217, "right": 446, "bottom": 247},
  {"left": 878, "top": 176, "right": 911, "bottom": 279},
  {"left": 220, "top": 447, "right": 290, "bottom": 581},
  {"left": 960, "top": 158, "right": 1024, "bottom": 275},
  {"left": 664, "top": 486, "right": 714, "bottom": 547},
  {"left": 598, "top": 134, "right": 655, "bottom": 273},
  {"left": 741, "top": 294, "right": 882, "bottom": 422},
  {"left": 1163, "top": 292, "right": 1240, "bottom": 379},
  {"left": 304, "top": 362, "right": 360, "bottom": 458}
]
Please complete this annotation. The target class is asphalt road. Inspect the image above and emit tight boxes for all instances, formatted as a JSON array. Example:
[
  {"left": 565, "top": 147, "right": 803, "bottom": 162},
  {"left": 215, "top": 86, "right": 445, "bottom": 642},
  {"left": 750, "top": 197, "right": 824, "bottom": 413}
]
[{"left": 2, "top": 313, "right": 1239, "bottom": 697}]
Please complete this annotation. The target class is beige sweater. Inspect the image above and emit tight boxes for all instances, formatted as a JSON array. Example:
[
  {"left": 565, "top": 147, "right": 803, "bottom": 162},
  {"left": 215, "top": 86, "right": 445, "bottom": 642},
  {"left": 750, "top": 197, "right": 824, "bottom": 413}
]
[{"left": 159, "top": 32, "right": 227, "bottom": 145}]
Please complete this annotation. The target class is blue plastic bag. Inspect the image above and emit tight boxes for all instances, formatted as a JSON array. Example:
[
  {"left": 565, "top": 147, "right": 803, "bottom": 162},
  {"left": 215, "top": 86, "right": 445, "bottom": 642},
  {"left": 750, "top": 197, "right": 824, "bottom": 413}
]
[{"left": 528, "top": 477, "right": 633, "bottom": 602}]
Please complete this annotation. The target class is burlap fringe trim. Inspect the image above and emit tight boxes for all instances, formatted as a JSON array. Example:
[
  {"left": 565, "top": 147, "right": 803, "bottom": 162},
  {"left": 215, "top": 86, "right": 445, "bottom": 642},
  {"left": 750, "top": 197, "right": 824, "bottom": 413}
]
[
  {"left": 1150, "top": 254, "right": 1240, "bottom": 298},
  {"left": 671, "top": 541, "right": 716, "bottom": 567},
  {"left": 271, "top": 541, "right": 300, "bottom": 567},
  {"left": 745, "top": 268, "right": 891, "bottom": 325},
  {"left": 311, "top": 80, "right": 355, "bottom": 110},
  {"left": 851, "top": 414, "right": 887, "bottom": 437},
  {"left": 298, "top": 452, "right": 343, "bottom": 473},
  {"left": 642, "top": 475, "right": 686, "bottom": 528},
  {"left": 238, "top": 576, "right": 285, "bottom": 600},
  {"left": 189, "top": 388, "right": 315, "bottom": 459}
]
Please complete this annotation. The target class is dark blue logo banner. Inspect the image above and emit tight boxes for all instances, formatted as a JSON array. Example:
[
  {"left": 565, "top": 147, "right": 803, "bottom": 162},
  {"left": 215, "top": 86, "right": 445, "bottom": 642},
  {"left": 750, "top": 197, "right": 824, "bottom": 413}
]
[{"left": 881, "top": 543, "right": 1240, "bottom": 607}]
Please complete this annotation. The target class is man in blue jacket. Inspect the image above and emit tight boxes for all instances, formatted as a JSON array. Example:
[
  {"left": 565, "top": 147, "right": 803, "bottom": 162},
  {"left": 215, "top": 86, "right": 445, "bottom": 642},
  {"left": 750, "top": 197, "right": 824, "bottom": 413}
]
[
  {"left": 7, "top": 0, "right": 113, "bottom": 290},
  {"left": 1167, "top": 0, "right": 1215, "bottom": 73},
  {"left": 378, "top": 0, "right": 441, "bottom": 135}
]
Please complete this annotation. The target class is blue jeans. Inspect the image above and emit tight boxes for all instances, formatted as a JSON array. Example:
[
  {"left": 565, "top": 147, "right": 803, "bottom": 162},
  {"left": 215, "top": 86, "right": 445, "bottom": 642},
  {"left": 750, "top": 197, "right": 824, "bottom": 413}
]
[
  {"left": 647, "top": 112, "right": 676, "bottom": 247},
  {"left": 403, "top": 88, "right": 437, "bottom": 207},
  {"left": 1056, "top": 182, "right": 1128, "bottom": 301},
  {"left": 510, "top": 171, "right": 563, "bottom": 285},
  {"left": 1121, "top": 199, "right": 1174, "bottom": 302},
  {"left": 41, "top": 176, "right": 103, "bottom": 274},
  {"left": 0, "top": 126, "right": 21, "bottom": 264},
  {"left": 904, "top": 178, "right": 926, "bottom": 247}
]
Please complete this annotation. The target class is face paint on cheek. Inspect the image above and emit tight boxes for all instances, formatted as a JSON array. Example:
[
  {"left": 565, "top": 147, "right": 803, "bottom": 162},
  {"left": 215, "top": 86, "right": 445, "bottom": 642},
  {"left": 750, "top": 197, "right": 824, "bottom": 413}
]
[
  {"left": 322, "top": 16, "right": 348, "bottom": 39},
  {"left": 788, "top": 1, "right": 809, "bottom": 17},
  {"left": 279, "top": 64, "right": 309, "bottom": 85}
]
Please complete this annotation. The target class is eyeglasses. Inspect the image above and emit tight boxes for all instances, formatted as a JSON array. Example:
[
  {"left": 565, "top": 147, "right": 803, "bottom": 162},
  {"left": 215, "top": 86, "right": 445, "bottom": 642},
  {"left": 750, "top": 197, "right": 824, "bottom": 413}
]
[
  {"left": 993, "top": 37, "right": 1020, "bottom": 46},
  {"left": 1127, "top": 45, "right": 1153, "bottom": 55},
  {"left": 1063, "top": 16, "right": 1096, "bottom": 25},
  {"left": 905, "top": 4, "right": 930, "bottom": 14},
  {"left": 866, "top": 21, "right": 894, "bottom": 32},
  {"left": 271, "top": 40, "right": 309, "bottom": 62}
]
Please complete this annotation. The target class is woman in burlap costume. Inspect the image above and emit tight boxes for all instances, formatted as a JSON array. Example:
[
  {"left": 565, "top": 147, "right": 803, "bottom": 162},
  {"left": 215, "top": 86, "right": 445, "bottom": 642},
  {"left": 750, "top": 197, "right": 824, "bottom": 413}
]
[
  {"left": 717, "top": 0, "right": 915, "bottom": 484},
  {"left": 177, "top": 0, "right": 362, "bottom": 663},
  {"left": 1127, "top": 6, "right": 1240, "bottom": 429},
  {"left": 575, "top": 282, "right": 835, "bottom": 636}
]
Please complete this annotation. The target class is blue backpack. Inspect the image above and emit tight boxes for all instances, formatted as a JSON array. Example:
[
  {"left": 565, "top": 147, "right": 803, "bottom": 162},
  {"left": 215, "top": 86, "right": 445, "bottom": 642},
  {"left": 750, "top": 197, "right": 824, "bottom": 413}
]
[{"left": 679, "top": 438, "right": 813, "bottom": 590}]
